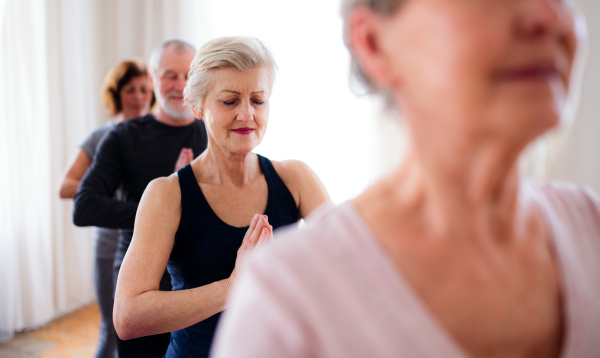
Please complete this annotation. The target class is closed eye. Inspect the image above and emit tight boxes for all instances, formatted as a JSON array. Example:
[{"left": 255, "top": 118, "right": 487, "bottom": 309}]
[{"left": 223, "top": 101, "right": 236, "bottom": 106}]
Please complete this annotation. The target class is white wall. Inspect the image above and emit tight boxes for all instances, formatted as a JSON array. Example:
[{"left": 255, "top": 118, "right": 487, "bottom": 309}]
[
  {"left": 551, "top": 1, "right": 600, "bottom": 192},
  {"left": 206, "top": 0, "right": 373, "bottom": 203}
]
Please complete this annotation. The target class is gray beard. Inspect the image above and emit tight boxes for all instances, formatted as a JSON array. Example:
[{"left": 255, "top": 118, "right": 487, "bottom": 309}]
[{"left": 158, "top": 97, "right": 193, "bottom": 120}]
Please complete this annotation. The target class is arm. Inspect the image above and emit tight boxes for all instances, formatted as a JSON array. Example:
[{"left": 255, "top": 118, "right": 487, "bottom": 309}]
[
  {"left": 274, "top": 160, "right": 332, "bottom": 219},
  {"left": 58, "top": 148, "right": 91, "bottom": 199},
  {"left": 114, "top": 176, "right": 272, "bottom": 340},
  {"left": 72, "top": 130, "right": 137, "bottom": 228}
]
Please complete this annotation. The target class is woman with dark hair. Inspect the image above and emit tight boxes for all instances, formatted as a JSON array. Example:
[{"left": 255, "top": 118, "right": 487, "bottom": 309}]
[
  {"left": 58, "top": 58, "right": 153, "bottom": 358},
  {"left": 212, "top": 0, "right": 600, "bottom": 357}
]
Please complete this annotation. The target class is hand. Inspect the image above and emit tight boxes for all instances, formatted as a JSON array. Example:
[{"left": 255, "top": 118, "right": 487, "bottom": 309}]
[
  {"left": 227, "top": 214, "right": 273, "bottom": 289},
  {"left": 174, "top": 148, "right": 194, "bottom": 172}
]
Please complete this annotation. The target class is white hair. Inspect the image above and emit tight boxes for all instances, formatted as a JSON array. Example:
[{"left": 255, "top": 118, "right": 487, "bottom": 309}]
[
  {"left": 183, "top": 36, "right": 278, "bottom": 111},
  {"left": 340, "top": 0, "right": 403, "bottom": 96},
  {"left": 148, "top": 39, "right": 196, "bottom": 75}
]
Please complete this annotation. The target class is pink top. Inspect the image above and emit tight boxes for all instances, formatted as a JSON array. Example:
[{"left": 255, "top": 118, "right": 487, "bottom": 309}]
[{"left": 211, "top": 182, "right": 600, "bottom": 358}]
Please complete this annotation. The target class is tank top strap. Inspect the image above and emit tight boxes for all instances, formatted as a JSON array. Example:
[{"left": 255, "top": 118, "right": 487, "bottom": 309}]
[
  {"left": 257, "top": 154, "right": 298, "bottom": 218},
  {"left": 177, "top": 163, "right": 196, "bottom": 196},
  {"left": 177, "top": 163, "right": 211, "bottom": 216}
]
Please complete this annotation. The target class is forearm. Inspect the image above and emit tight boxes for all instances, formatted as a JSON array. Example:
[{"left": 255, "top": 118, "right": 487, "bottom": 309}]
[
  {"left": 73, "top": 190, "right": 137, "bottom": 228},
  {"left": 114, "top": 279, "right": 230, "bottom": 340},
  {"left": 59, "top": 178, "right": 80, "bottom": 199}
]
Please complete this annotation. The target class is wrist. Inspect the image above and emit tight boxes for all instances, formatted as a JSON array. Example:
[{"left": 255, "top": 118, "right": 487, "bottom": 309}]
[{"left": 225, "top": 276, "right": 235, "bottom": 290}]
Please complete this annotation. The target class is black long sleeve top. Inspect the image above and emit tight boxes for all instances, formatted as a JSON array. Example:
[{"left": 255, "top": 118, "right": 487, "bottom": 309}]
[{"left": 73, "top": 114, "right": 208, "bottom": 229}]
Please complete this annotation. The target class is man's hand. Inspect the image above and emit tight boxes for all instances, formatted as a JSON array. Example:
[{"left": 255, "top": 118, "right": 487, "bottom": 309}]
[{"left": 174, "top": 148, "right": 194, "bottom": 172}]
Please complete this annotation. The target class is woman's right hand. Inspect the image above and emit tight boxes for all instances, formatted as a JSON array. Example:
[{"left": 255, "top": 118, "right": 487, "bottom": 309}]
[{"left": 227, "top": 214, "right": 273, "bottom": 289}]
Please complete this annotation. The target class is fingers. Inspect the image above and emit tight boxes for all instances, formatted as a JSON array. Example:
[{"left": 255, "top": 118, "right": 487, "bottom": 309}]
[
  {"left": 239, "top": 214, "right": 273, "bottom": 254},
  {"left": 183, "top": 148, "right": 193, "bottom": 163},
  {"left": 177, "top": 148, "right": 187, "bottom": 159},
  {"left": 255, "top": 224, "right": 273, "bottom": 250},
  {"left": 174, "top": 148, "right": 195, "bottom": 172},
  {"left": 248, "top": 215, "right": 268, "bottom": 245},
  {"left": 242, "top": 213, "right": 260, "bottom": 241},
  {"left": 268, "top": 224, "right": 274, "bottom": 240},
  {"left": 264, "top": 215, "right": 273, "bottom": 240}
]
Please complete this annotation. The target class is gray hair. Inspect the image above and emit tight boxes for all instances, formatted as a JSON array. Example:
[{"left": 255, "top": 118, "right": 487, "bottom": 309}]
[
  {"left": 148, "top": 39, "right": 196, "bottom": 75},
  {"left": 341, "top": 0, "right": 403, "bottom": 96},
  {"left": 183, "top": 36, "right": 278, "bottom": 111}
]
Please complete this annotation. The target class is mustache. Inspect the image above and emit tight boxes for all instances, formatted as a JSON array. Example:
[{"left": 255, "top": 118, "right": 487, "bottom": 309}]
[{"left": 165, "top": 91, "right": 184, "bottom": 100}]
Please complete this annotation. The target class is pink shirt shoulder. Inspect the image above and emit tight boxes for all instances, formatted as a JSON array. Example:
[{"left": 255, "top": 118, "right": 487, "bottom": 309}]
[{"left": 211, "top": 181, "right": 600, "bottom": 358}]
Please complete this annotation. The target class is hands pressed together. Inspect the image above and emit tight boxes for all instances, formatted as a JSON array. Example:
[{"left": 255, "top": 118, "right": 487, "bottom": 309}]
[
  {"left": 227, "top": 214, "right": 273, "bottom": 288},
  {"left": 174, "top": 148, "right": 194, "bottom": 172}
]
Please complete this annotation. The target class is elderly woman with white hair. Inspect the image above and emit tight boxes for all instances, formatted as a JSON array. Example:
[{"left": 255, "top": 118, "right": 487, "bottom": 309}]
[
  {"left": 211, "top": 0, "right": 600, "bottom": 357},
  {"left": 112, "top": 36, "right": 331, "bottom": 358}
]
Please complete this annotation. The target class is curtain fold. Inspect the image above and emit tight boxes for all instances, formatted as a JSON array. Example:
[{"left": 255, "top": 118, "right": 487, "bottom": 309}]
[{"left": 0, "top": 0, "right": 56, "bottom": 342}]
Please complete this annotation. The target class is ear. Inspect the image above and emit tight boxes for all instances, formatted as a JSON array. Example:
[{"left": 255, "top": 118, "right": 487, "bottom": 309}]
[
  {"left": 349, "top": 8, "right": 396, "bottom": 89},
  {"left": 190, "top": 101, "right": 203, "bottom": 120},
  {"left": 148, "top": 70, "right": 156, "bottom": 91}
]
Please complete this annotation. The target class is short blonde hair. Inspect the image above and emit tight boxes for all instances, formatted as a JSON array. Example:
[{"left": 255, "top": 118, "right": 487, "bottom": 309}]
[
  {"left": 184, "top": 36, "right": 278, "bottom": 111},
  {"left": 341, "top": 0, "right": 403, "bottom": 95}
]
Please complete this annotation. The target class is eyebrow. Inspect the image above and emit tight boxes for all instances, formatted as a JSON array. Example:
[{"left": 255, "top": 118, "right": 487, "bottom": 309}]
[{"left": 219, "top": 90, "right": 265, "bottom": 95}]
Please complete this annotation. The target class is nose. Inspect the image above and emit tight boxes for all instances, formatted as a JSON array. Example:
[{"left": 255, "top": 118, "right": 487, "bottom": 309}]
[
  {"left": 174, "top": 75, "right": 187, "bottom": 92},
  {"left": 518, "top": 0, "right": 573, "bottom": 39},
  {"left": 236, "top": 101, "right": 254, "bottom": 124}
]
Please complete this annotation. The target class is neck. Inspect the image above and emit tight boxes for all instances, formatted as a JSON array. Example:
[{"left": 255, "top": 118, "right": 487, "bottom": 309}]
[
  {"left": 113, "top": 113, "right": 125, "bottom": 124},
  {"left": 380, "top": 134, "right": 527, "bottom": 241},
  {"left": 152, "top": 107, "right": 194, "bottom": 127},
  {"left": 197, "top": 143, "right": 259, "bottom": 187}
]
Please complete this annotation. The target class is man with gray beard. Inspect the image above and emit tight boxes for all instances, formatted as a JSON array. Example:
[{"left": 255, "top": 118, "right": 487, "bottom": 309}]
[{"left": 73, "top": 39, "right": 207, "bottom": 358}]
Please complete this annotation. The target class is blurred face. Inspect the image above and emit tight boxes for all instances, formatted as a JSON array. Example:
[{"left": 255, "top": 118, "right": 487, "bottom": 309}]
[
  {"left": 119, "top": 75, "right": 152, "bottom": 120},
  {"left": 193, "top": 67, "right": 271, "bottom": 155},
  {"left": 354, "top": 0, "right": 581, "bottom": 145},
  {"left": 151, "top": 46, "right": 195, "bottom": 120}
]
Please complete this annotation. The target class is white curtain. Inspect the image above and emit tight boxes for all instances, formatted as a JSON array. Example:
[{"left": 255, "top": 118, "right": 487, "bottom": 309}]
[
  {"left": 0, "top": 0, "right": 210, "bottom": 342},
  {"left": 0, "top": 0, "right": 58, "bottom": 342}
]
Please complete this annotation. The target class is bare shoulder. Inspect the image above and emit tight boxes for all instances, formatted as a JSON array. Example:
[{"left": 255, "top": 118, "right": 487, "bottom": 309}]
[
  {"left": 270, "top": 159, "right": 331, "bottom": 217},
  {"left": 134, "top": 173, "right": 183, "bottom": 235},
  {"left": 270, "top": 159, "right": 320, "bottom": 197},
  {"left": 271, "top": 159, "right": 316, "bottom": 182},
  {"left": 142, "top": 173, "right": 182, "bottom": 208}
]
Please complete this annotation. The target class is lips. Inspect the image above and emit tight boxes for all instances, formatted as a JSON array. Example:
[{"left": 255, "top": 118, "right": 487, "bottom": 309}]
[
  {"left": 232, "top": 128, "right": 254, "bottom": 135},
  {"left": 496, "top": 62, "right": 561, "bottom": 82}
]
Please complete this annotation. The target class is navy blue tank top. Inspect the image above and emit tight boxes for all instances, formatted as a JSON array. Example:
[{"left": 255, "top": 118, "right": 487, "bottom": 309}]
[{"left": 165, "top": 154, "right": 298, "bottom": 358}]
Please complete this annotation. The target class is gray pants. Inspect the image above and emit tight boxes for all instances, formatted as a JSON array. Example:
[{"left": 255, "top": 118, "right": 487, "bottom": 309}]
[{"left": 94, "top": 256, "right": 117, "bottom": 358}]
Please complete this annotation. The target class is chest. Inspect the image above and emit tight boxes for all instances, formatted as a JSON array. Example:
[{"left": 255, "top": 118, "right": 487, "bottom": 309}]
[
  {"left": 199, "top": 179, "right": 269, "bottom": 228},
  {"left": 387, "top": 241, "right": 564, "bottom": 358}
]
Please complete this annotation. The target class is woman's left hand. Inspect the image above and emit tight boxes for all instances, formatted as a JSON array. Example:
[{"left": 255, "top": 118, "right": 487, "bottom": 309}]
[{"left": 227, "top": 214, "right": 273, "bottom": 288}]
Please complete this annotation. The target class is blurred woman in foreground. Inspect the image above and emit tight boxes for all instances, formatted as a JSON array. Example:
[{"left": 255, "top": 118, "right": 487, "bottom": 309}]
[
  {"left": 58, "top": 59, "right": 153, "bottom": 358},
  {"left": 212, "top": 0, "right": 600, "bottom": 357}
]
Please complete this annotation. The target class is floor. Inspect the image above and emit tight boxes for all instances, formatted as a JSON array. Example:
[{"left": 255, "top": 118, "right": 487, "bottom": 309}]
[{"left": 0, "top": 303, "right": 101, "bottom": 358}]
